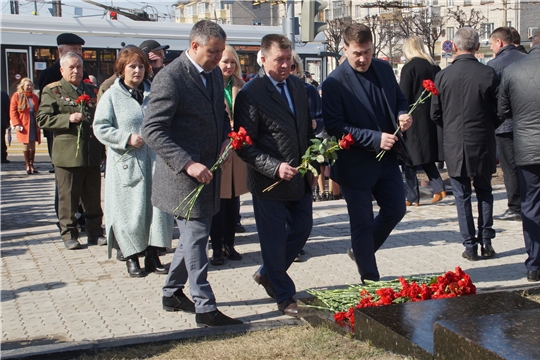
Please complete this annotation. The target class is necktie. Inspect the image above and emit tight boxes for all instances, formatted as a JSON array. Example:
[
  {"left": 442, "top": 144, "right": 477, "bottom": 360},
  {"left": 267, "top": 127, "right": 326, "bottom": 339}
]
[
  {"left": 202, "top": 71, "right": 213, "bottom": 99},
  {"left": 277, "top": 82, "right": 292, "bottom": 111}
]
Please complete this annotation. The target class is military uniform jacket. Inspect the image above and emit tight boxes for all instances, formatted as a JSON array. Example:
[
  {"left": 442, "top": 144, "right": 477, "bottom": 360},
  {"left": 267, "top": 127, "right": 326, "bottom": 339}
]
[{"left": 37, "top": 78, "right": 104, "bottom": 167}]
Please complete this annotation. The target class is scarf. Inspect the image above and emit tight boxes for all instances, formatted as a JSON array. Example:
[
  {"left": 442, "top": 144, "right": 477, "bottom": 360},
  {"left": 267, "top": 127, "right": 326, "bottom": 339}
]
[
  {"left": 17, "top": 92, "right": 33, "bottom": 112},
  {"left": 120, "top": 78, "right": 145, "bottom": 105}
]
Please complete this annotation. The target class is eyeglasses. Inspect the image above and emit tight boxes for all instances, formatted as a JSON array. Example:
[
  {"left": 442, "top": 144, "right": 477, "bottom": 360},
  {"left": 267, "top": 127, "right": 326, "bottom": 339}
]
[{"left": 291, "top": 64, "right": 297, "bottom": 70}]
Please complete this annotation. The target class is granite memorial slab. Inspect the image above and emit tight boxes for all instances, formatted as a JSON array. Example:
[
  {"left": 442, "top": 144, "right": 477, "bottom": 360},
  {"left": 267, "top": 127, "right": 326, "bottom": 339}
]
[
  {"left": 433, "top": 308, "right": 540, "bottom": 360},
  {"left": 353, "top": 292, "right": 540, "bottom": 359}
]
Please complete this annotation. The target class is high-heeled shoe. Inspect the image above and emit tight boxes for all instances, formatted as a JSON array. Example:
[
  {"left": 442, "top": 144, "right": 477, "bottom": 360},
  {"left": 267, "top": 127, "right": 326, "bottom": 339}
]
[
  {"left": 144, "top": 246, "right": 168, "bottom": 274},
  {"left": 405, "top": 201, "right": 419, "bottom": 207},
  {"left": 431, "top": 190, "right": 447, "bottom": 203},
  {"left": 126, "top": 255, "right": 145, "bottom": 277}
]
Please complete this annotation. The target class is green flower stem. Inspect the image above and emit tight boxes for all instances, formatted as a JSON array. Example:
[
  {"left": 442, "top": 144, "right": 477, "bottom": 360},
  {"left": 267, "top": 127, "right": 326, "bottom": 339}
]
[
  {"left": 376, "top": 90, "right": 433, "bottom": 161},
  {"left": 114, "top": 147, "right": 133, "bottom": 166},
  {"left": 75, "top": 104, "right": 85, "bottom": 158}
]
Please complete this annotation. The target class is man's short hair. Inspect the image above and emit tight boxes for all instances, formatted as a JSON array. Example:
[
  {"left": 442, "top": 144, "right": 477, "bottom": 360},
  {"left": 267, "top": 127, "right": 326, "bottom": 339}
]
[
  {"left": 260, "top": 34, "right": 291, "bottom": 57},
  {"left": 343, "top": 23, "right": 372, "bottom": 46},
  {"left": 509, "top": 27, "right": 521, "bottom": 45},
  {"left": 454, "top": 27, "right": 479, "bottom": 52},
  {"left": 490, "top": 27, "right": 513, "bottom": 44},
  {"left": 189, "top": 20, "right": 226, "bottom": 46},
  {"left": 532, "top": 28, "right": 540, "bottom": 46},
  {"left": 60, "top": 52, "right": 83, "bottom": 68}
]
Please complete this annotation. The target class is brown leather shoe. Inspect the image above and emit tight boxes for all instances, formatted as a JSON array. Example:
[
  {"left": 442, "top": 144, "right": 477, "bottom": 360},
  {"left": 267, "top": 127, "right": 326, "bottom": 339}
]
[
  {"left": 431, "top": 190, "right": 447, "bottom": 203},
  {"left": 253, "top": 271, "right": 275, "bottom": 299},
  {"left": 278, "top": 298, "right": 298, "bottom": 317},
  {"left": 405, "top": 201, "right": 419, "bottom": 207}
]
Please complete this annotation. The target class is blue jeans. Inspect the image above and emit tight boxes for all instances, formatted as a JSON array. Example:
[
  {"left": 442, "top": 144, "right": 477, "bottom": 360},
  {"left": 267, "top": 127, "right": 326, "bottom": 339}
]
[{"left": 252, "top": 193, "right": 313, "bottom": 304}]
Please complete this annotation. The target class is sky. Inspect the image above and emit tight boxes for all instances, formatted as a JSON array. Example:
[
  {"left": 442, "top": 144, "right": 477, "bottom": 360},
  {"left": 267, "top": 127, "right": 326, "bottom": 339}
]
[{"left": 1, "top": 0, "right": 179, "bottom": 20}]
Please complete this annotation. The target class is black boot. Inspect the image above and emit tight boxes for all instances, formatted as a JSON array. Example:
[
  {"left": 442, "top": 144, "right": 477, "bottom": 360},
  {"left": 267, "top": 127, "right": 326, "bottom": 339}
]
[
  {"left": 145, "top": 246, "right": 168, "bottom": 274},
  {"left": 126, "top": 255, "right": 145, "bottom": 277}
]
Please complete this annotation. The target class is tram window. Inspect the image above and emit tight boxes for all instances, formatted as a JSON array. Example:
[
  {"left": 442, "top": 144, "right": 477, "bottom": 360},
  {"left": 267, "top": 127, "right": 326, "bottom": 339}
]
[
  {"left": 99, "top": 50, "right": 117, "bottom": 84},
  {"left": 5, "top": 50, "right": 30, "bottom": 96}
]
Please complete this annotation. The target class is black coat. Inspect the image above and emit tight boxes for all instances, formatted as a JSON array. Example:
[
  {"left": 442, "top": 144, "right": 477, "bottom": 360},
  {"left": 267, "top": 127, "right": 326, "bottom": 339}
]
[
  {"left": 499, "top": 45, "right": 540, "bottom": 167},
  {"left": 399, "top": 57, "right": 442, "bottom": 165},
  {"left": 234, "top": 69, "right": 314, "bottom": 201},
  {"left": 322, "top": 58, "right": 410, "bottom": 189},
  {"left": 1, "top": 91, "right": 10, "bottom": 129},
  {"left": 431, "top": 54, "right": 501, "bottom": 177}
]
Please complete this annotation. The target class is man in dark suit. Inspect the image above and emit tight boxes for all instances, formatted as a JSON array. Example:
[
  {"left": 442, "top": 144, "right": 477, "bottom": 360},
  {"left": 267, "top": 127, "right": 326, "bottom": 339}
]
[
  {"left": 142, "top": 20, "right": 242, "bottom": 327},
  {"left": 322, "top": 23, "right": 412, "bottom": 283},
  {"left": 37, "top": 52, "right": 106, "bottom": 250},
  {"left": 234, "top": 34, "right": 315, "bottom": 317},
  {"left": 431, "top": 27, "right": 501, "bottom": 261},
  {"left": 487, "top": 27, "right": 526, "bottom": 222}
]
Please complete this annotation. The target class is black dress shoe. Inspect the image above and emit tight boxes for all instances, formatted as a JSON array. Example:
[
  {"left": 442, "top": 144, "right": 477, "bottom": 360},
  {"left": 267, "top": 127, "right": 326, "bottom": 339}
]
[
  {"left": 235, "top": 223, "right": 246, "bottom": 233},
  {"left": 88, "top": 236, "right": 107, "bottom": 246},
  {"left": 527, "top": 270, "right": 540, "bottom": 282},
  {"left": 210, "top": 250, "right": 225, "bottom": 266},
  {"left": 48, "top": 168, "right": 55, "bottom": 173},
  {"left": 195, "top": 310, "right": 243, "bottom": 327},
  {"left": 1, "top": 159, "right": 10, "bottom": 163},
  {"left": 64, "top": 239, "right": 81, "bottom": 250},
  {"left": 145, "top": 246, "right": 168, "bottom": 274},
  {"left": 253, "top": 271, "right": 275, "bottom": 299},
  {"left": 278, "top": 298, "right": 298, "bottom": 317},
  {"left": 224, "top": 245, "right": 242, "bottom": 260},
  {"left": 163, "top": 289, "right": 195, "bottom": 313},
  {"left": 494, "top": 209, "right": 522, "bottom": 221},
  {"left": 462, "top": 251, "right": 478, "bottom": 261},
  {"left": 481, "top": 244, "right": 496, "bottom": 258},
  {"left": 126, "top": 255, "right": 145, "bottom": 277}
]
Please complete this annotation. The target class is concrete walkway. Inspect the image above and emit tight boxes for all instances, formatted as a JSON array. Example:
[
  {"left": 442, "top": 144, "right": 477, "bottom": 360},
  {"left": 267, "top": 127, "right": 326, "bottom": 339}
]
[{"left": 1, "top": 158, "right": 535, "bottom": 358}]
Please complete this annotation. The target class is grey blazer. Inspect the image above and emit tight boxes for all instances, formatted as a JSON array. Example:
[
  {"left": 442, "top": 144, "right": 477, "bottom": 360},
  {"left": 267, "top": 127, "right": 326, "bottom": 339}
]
[{"left": 142, "top": 52, "right": 229, "bottom": 218}]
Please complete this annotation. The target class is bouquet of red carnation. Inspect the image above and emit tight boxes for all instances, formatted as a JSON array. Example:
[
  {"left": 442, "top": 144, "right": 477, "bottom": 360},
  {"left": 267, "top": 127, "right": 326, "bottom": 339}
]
[
  {"left": 376, "top": 79, "right": 439, "bottom": 161},
  {"left": 75, "top": 94, "right": 91, "bottom": 157},
  {"left": 308, "top": 267, "right": 475, "bottom": 331},
  {"left": 174, "top": 127, "right": 252, "bottom": 221},
  {"left": 263, "top": 133, "right": 354, "bottom": 192}
]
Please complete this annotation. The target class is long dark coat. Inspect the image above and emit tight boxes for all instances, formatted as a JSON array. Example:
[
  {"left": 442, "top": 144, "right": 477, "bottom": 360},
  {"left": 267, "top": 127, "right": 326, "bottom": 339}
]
[
  {"left": 399, "top": 57, "right": 442, "bottom": 165},
  {"left": 431, "top": 54, "right": 501, "bottom": 178}
]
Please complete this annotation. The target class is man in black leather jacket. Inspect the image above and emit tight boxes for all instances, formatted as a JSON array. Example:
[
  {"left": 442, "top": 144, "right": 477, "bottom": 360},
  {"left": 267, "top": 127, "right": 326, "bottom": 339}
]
[
  {"left": 234, "top": 34, "right": 315, "bottom": 317},
  {"left": 498, "top": 29, "right": 540, "bottom": 282}
]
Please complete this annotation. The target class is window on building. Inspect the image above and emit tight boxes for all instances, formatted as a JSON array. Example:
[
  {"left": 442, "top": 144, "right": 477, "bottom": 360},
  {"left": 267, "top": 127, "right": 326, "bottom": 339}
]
[
  {"left": 507, "top": 21, "right": 512, "bottom": 27},
  {"left": 482, "top": 23, "right": 494, "bottom": 40},
  {"left": 252, "top": 4, "right": 260, "bottom": 10},
  {"left": 332, "top": 1, "right": 344, "bottom": 19},
  {"left": 447, "top": 27, "right": 455, "bottom": 41},
  {"left": 464, "top": 0, "right": 472, "bottom": 5},
  {"left": 355, "top": 5, "right": 361, "bottom": 18},
  {"left": 447, "top": 0, "right": 454, "bottom": 7},
  {"left": 198, "top": 2, "right": 209, "bottom": 13},
  {"left": 185, "top": 5, "right": 195, "bottom": 16}
]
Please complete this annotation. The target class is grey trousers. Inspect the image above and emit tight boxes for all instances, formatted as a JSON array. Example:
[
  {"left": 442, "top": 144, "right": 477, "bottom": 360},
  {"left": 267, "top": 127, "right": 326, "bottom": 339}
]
[{"left": 162, "top": 217, "right": 216, "bottom": 314}]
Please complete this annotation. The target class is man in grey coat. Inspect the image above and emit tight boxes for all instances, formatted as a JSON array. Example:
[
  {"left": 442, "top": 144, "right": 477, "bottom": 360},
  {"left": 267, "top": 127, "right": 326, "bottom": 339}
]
[
  {"left": 498, "top": 29, "right": 540, "bottom": 282},
  {"left": 431, "top": 27, "right": 501, "bottom": 261},
  {"left": 142, "top": 20, "right": 242, "bottom": 327}
]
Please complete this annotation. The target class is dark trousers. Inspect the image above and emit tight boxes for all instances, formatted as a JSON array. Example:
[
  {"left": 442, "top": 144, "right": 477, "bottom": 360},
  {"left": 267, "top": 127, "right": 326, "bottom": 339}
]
[
  {"left": 449, "top": 175, "right": 495, "bottom": 253},
  {"left": 210, "top": 197, "right": 239, "bottom": 255},
  {"left": 1, "top": 127, "right": 7, "bottom": 160},
  {"left": 403, "top": 162, "right": 445, "bottom": 203},
  {"left": 496, "top": 133, "right": 521, "bottom": 212},
  {"left": 55, "top": 166, "right": 103, "bottom": 241},
  {"left": 341, "top": 163, "right": 406, "bottom": 282},
  {"left": 518, "top": 165, "right": 540, "bottom": 272},
  {"left": 252, "top": 192, "right": 312, "bottom": 304}
]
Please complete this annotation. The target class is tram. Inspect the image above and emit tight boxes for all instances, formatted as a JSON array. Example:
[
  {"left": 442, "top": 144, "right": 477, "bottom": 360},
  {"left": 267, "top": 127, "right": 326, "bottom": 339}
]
[{"left": 0, "top": 14, "right": 329, "bottom": 95}]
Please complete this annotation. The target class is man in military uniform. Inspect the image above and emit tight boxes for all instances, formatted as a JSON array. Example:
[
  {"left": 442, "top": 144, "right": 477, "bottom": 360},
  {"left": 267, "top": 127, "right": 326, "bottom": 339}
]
[
  {"left": 37, "top": 52, "right": 106, "bottom": 250},
  {"left": 38, "top": 33, "right": 88, "bottom": 170}
]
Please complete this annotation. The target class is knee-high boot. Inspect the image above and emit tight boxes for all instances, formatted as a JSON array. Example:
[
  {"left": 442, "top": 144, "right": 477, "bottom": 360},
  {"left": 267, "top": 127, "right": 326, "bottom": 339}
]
[
  {"left": 145, "top": 246, "right": 168, "bottom": 274},
  {"left": 23, "top": 151, "right": 31, "bottom": 174},
  {"left": 29, "top": 149, "right": 38, "bottom": 173}
]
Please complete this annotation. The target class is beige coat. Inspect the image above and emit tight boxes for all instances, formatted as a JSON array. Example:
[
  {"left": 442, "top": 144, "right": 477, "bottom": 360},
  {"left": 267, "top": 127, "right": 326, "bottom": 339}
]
[{"left": 221, "top": 75, "right": 248, "bottom": 199}]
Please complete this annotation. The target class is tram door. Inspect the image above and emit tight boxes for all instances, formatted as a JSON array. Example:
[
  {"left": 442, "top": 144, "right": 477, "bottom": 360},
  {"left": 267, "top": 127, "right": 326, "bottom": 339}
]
[{"left": 5, "top": 49, "right": 31, "bottom": 96}]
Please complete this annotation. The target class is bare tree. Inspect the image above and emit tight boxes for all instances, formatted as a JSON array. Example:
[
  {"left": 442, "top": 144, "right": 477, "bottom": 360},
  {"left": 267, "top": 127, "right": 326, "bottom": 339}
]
[
  {"left": 324, "top": 16, "right": 354, "bottom": 54},
  {"left": 446, "top": 6, "right": 487, "bottom": 30},
  {"left": 399, "top": 8, "right": 446, "bottom": 59},
  {"left": 364, "top": 13, "right": 404, "bottom": 66}
]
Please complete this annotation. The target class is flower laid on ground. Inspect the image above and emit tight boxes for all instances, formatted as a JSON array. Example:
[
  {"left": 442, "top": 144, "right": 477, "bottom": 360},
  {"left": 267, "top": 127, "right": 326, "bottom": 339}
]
[
  {"left": 75, "top": 94, "right": 91, "bottom": 157},
  {"left": 263, "top": 134, "right": 354, "bottom": 192},
  {"left": 307, "top": 267, "right": 475, "bottom": 331},
  {"left": 174, "top": 127, "right": 252, "bottom": 221},
  {"left": 376, "top": 79, "right": 439, "bottom": 161}
]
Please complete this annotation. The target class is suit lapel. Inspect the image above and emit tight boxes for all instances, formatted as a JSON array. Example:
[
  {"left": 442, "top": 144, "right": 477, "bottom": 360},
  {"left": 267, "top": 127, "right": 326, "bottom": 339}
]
[
  {"left": 343, "top": 63, "right": 380, "bottom": 130},
  {"left": 60, "top": 78, "right": 80, "bottom": 101},
  {"left": 182, "top": 54, "right": 212, "bottom": 102}
]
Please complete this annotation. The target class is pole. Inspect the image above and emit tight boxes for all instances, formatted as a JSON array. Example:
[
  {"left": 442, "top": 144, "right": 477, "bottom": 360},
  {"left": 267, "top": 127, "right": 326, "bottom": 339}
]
[{"left": 286, "top": 0, "right": 295, "bottom": 50}]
